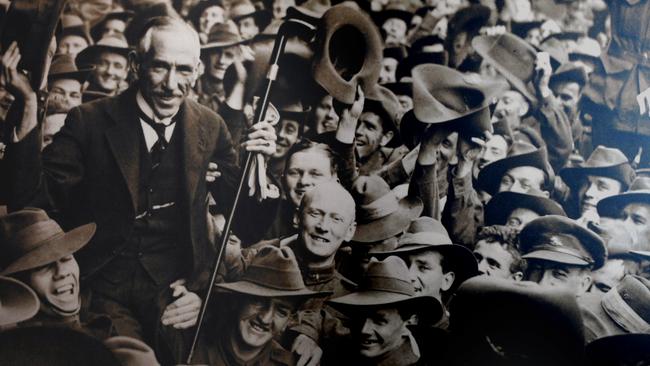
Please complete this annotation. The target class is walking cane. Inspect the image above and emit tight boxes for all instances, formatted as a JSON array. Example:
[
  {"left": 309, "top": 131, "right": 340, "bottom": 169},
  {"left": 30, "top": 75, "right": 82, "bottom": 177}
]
[{"left": 186, "top": 10, "right": 318, "bottom": 363}]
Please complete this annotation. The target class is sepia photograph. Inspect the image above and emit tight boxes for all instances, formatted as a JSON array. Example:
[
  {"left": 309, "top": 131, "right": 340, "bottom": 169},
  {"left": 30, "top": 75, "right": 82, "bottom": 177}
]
[{"left": 0, "top": 0, "right": 649, "bottom": 364}]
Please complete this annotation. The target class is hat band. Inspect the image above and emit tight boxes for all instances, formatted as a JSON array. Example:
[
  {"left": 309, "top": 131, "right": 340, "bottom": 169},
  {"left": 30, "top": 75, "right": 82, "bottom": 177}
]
[
  {"left": 361, "top": 275, "right": 414, "bottom": 296},
  {"left": 602, "top": 287, "right": 650, "bottom": 333},
  {"left": 359, "top": 192, "right": 401, "bottom": 222},
  {"left": 7, "top": 220, "right": 65, "bottom": 256},
  {"left": 398, "top": 232, "right": 452, "bottom": 246},
  {"left": 243, "top": 264, "right": 306, "bottom": 291},
  {"left": 529, "top": 244, "right": 594, "bottom": 266}
]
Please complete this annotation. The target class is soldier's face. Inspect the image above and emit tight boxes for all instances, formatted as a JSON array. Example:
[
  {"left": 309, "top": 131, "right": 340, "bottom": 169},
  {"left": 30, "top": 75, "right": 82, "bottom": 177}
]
[
  {"left": 621, "top": 203, "right": 650, "bottom": 251},
  {"left": 352, "top": 308, "right": 407, "bottom": 359},
  {"left": 57, "top": 35, "right": 89, "bottom": 56},
  {"left": 405, "top": 251, "right": 453, "bottom": 301},
  {"left": 299, "top": 189, "right": 355, "bottom": 259},
  {"left": 139, "top": 30, "right": 199, "bottom": 119},
  {"left": 506, "top": 208, "right": 540, "bottom": 230},
  {"left": 553, "top": 81, "right": 581, "bottom": 121},
  {"left": 274, "top": 119, "right": 301, "bottom": 159},
  {"left": 524, "top": 260, "right": 592, "bottom": 296},
  {"left": 199, "top": 5, "right": 225, "bottom": 34},
  {"left": 235, "top": 296, "right": 297, "bottom": 349},
  {"left": 382, "top": 18, "right": 407, "bottom": 45},
  {"left": 379, "top": 58, "right": 398, "bottom": 84},
  {"left": 93, "top": 52, "right": 128, "bottom": 93},
  {"left": 99, "top": 19, "right": 127, "bottom": 39},
  {"left": 48, "top": 78, "right": 83, "bottom": 113},
  {"left": 492, "top": 91, "right": 528, "bottom": 128},
  {"left": 590, "top": 259, "right": 626, "bottom": 293},
  {"left": 314, "top": 95, "right": 339, "bottom": 134},
  {"left": 473, "top": 134, "right": 508, "bottom": 178},
  {"left": 499, "top": 166, "right": 546, "bottom": 195},
  {"left": 28, "top": 255, "right": 81, "bottom": 314},
  {"left": 579, "top": 175, "right": 623, "bottom": 216},
  {"left": 473, "top": 240, "right": 516, "bottom": 279},
  {"left": 285, "top": 150, "right": 336, "bottom": 206},
  {"left": 237, "top": 17, "right": 259, "bottom": 40},
  {"left": 356, "top": 112, "right": 390, "bottom": 159},
  {"left": 207, "top": 46, "right": 241, "bottom": 80}
]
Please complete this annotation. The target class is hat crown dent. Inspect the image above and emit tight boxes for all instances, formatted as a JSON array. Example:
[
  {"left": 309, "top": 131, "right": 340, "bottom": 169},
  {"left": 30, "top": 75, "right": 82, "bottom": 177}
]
[
  {"left": 361, "top": 256, "right": 415, "bottom": 296},
  {"left": 583, "top": 145, "right": 630, "bottom": 168},
  {"left": 629, "top": 176, "right": 650, "bottom": 191},
  {"left": 352, "top": 175, "right": 391, "bottom": 205},
  {"left": 241, "top": 246, "right": 309, "bottom": 292},
  {"left": 0, "top": 209, "right": 65, "bottom": 267},
  {"left": 205, "top": 21, "right": 242, "bottom": 45},
  {"left": 615, "top": 275, "right": 650, "bottom": 324}
]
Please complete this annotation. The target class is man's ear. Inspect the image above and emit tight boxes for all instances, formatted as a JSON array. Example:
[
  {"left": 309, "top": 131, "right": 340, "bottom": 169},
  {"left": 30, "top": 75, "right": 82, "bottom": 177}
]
[
  {"left": 441, "top": 271, "right": 455, "bottom": 292},
  {"left": 579, "top": 273, "right": 593, "bottom": 296},
  {"left": 128, "top": 50, "right": 140, "bottom": 76},
  {"left": 512, "top": 271, "right": 523, "bottom": 281},
  {"left": 192, "top": 60, "right": 203, "bottom": 88},
  {"left": 517, "top": 101, "right": 530, "bottom": 117},
  {"left": 379, "top": 130, "right": 395, "bottom": 147},
  {"left": 292, "top": 210, "right": 300, "bottom": 230},
  {"left": 344, "top": 221, "right": 357, "bottom": 242}
]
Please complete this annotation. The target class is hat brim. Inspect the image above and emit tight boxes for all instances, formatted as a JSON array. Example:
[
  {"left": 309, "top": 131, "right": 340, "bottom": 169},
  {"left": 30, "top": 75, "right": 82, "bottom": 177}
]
[
  {"left": 201, "top": 39, "right": 249, "bottom": 52},
  {"left": 476, "top": 148, "right": 550, "bottom": 195},
  {"left": 328, "top": 291, "right": 441, "bottom": 320},
  {"left": 485, "top": 191, "right": 566, "bottom": 226},
  {"left": 522, "top": 249, "right": 592, "bottom": 267},
  {"left": 0, "top": 276, "right": 39, "bottom": 326},
  {"left": 597, "top": 191, "right": 650, "bottom": 219},
  {"left": 1, "top": 223, "right": 96, "bottom": 275},
  {"left": 560, "top": 163, "right": 634, "bottom": 191},
  {"left": 48, "top": 69, "right": 93, "bottom": 84},
  {"left": 75, "top": 45, "right": 131, "bottom": 68},
  {"left": 215, "top": 280, "right": 330, "bottom": 299},
  {"left": 353, "top": 196, "right": 423, "bottom": 243},
  {"left": 373, "top": 244, "right": 479, "bottom": 283}
]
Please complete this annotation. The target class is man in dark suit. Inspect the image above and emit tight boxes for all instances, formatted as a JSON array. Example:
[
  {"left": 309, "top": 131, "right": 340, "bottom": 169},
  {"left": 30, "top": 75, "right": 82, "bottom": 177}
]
[{"left": 1, "top": 16, "right": 277, "bottom": 343}]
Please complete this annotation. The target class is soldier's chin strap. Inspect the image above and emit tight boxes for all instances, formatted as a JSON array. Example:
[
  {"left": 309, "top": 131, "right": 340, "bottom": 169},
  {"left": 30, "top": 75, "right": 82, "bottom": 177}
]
[{"left": 38, "top": 295, "right": 81, "bottom": 319}]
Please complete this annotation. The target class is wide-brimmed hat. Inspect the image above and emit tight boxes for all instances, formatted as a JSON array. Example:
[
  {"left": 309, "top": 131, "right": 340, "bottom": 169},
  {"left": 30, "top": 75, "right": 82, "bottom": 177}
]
[
  {"left": 0, "top": 0, "right": 67, "bottom": 90},
  {"left": 598, "top": 177, "right": 650, "bottom": 219},
  {"left": 187, "top": 0, "right": 224, "bottom": 31},
  {"left": 519, "top": 215, "right": 606, "bottom": 269},
  {"left": 560, "top": 146, "right": 635, "bottom": 191},
  {"left": 0, "top": 326, "right": 121, "bottom": 365},
  {"left": 351, "top": 175, "right": 422, "bottom": 243},
  {"left": 399, "top": 65, "right": 507, "bottom": 148},
  {"left": 585, "top": 334, "right": 650, "bottom": 366},
  {"left": 0, "top": 276, "right": 39, "bottom": 326},
  {"left": 48, "top": 53, "right": 93, "bottom": 84},
  {"left": 473, "top": 33, "right": 539, "bottom": 103},
  {"left": 448, "top": 277, "right": 584, "bottom": 366},
  {"left": 371, "top": 217, "right": 479, "bottom": 283},
  {"left": 75, "top": 34, "right": 131, "bottom": 69},
  {"left": 312, "top": 4, "right": 383, "bottom": 104},
  {"left": 216, "top": 246, "right": 329, "bottom": 299},
  {"left": 476, "top": 141, "right": 554, "bottom": 196},
  {"left": 484, "top": 191, "right": 566, "bottom": 226},
  {"left": 201, "top": 20, "right": 247, "bottom": 51},
  {"left": 327, "top": 256, "right": 442, "bottom": 319},
  {"left": 0, "top": 208, "right": 96, "bottom": 275}
]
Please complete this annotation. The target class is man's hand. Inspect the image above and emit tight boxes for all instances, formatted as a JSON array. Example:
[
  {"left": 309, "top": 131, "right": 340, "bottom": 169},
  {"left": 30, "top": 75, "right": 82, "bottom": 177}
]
[
  {"left": 206, "top": 162, "right": 221, "bottom": 182},
  {"left": 534, "top": 52, "right": 553, "bottom": 99},
  {"left": 637, "top": 86, "right": 650, "bottom": 117},
  {"left": 337, "top": 86, "right": 364, "bottom": 144},
  {"left": 241, "top": 121, "right": 277, "bottom": 156},
  {"left": 292, "top": 334, "right": 323, "bottom": 366},
  {"left": 161, "top": 279, "right": 202, "bottom": 329},
  {"left": 456, "top": 133, "right": 485, "bottom": 177},
  {"left": 417, "top": 124, "right": 453, "bottom": 165},
  {"left": 0, "top": 42, "right": 34, "bottom": 101}
]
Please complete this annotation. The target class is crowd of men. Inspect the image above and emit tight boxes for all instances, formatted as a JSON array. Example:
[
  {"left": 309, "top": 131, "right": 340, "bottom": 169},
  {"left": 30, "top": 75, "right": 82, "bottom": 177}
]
[{"left": 1, "top": 0, "right": 650, "bottom": 364}]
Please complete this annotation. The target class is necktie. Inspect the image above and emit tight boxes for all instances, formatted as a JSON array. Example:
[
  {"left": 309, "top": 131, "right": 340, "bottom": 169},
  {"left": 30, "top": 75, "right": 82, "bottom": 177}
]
[{"left": 138, "top": 108, "right": 175, "bottom": 169}]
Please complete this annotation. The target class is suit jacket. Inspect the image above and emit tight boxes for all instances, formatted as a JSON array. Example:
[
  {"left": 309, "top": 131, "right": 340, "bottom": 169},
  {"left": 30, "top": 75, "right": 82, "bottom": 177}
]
[{"left": 4, "top": 87, "right": 241, "bottom": 291}]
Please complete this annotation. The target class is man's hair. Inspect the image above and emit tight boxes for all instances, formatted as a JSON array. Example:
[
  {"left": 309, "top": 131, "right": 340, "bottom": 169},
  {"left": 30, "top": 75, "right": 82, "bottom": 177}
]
[
  {"left": 477, "top": 225, "right": 525, "bottom": 274},
  {"left": 285, "top": 139, "right": 341, "bottom": 178},
  {"left": 136, "top": 16, "right": 200, "bottom": 60}
]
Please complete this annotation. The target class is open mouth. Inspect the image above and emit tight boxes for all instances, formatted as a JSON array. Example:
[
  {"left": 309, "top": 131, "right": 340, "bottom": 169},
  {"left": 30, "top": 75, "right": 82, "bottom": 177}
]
[
  {"left": 360, "top": 338, "right": 379, "bottom": 349},
  {"left": 249, "top": 320, "right": 270, "bottom": 334},
  {"left": 53, "top": 283, "right": 75, "bottom": 297},
  {"left": 310, "top": 234, "right": 330, "bottom": 243}
]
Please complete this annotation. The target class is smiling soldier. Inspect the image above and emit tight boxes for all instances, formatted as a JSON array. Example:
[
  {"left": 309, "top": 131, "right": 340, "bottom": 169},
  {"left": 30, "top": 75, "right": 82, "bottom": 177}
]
[{"left": 0, "top": 208, "right": 115, "bottom": 339}]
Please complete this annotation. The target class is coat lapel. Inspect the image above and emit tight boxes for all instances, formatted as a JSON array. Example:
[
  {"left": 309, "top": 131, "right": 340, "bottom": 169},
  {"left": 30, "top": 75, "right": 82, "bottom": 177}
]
[
  {"left": 180, "top": 100, "right": 208, "bottom": 206},
  {"left": 104, "top": 89, "right": 141, "bottom": 212}
]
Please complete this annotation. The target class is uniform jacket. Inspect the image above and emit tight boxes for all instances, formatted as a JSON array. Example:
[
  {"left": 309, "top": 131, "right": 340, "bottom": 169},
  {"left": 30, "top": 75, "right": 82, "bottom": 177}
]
[{"left": 4, "top": 87, "right": 243, "bottom": 291}]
